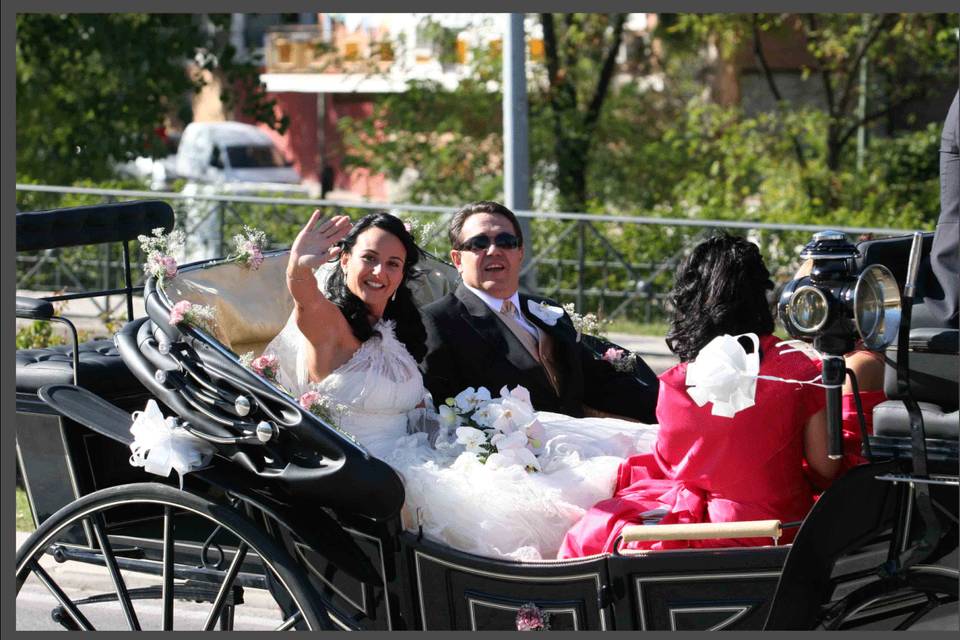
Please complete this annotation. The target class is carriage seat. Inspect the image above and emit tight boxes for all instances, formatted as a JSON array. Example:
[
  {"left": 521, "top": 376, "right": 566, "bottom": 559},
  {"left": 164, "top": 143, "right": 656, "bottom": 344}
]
[
  {"left": 869, "top": 327, "right": 958, "bottom": 466},
  {"left": 163, "top": 253, "right": 295, "bottom": 357},
  {"left": 872, "top": 327, "right": 958, "bottom": 440},
  {"left": 163, "top": 251, "right": 458, "bottom": 358},
  {"left": 16, "top": 339, "right": 148, "bottom": 400}
]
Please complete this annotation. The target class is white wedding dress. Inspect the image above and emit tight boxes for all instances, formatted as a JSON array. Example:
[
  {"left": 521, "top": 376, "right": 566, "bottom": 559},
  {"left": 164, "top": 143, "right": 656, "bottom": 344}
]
[{"left": 265, "top": 317, "right": 659, "bottom": 561}]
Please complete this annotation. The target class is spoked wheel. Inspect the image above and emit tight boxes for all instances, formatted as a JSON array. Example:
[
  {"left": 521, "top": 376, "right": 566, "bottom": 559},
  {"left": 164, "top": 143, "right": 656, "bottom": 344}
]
[
  {"left": 821, "top": 565, "right": 959, "bottom": 630},
  {"left": 16, "top": 483, "right": 331, "bottom": 630}
]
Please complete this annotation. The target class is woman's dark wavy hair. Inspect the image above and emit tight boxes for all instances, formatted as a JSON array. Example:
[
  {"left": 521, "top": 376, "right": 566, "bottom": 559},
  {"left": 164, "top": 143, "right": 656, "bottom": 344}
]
[
  {"left": 665, "top": 233, "right": 775, "bottom": 362},
  {"left": 324, "top": 212, "right": 427, "bottom": 362}
]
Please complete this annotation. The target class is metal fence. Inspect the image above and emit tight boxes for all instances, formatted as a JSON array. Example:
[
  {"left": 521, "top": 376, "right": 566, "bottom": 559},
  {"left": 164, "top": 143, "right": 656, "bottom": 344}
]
[{"left": 16, "top": 184, "right": 923, "bottom": 324}]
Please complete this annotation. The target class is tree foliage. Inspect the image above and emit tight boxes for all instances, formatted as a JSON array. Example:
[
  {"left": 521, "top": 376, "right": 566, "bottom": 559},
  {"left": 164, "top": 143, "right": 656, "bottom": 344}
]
[{"left": 16, "top": 14, "right": 287, "bottom": 185}]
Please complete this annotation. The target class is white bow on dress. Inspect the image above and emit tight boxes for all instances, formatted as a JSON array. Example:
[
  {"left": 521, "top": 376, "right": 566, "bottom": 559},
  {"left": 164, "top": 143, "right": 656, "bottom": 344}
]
[{"left": 685, "top": 333, "right": 761, "bottom": 418}]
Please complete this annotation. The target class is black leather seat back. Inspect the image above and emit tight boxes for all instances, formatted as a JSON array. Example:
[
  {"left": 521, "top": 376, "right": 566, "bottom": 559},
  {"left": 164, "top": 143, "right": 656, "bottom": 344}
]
[{"left": 17, "top": 200, "right": 174, "bottom": 251}]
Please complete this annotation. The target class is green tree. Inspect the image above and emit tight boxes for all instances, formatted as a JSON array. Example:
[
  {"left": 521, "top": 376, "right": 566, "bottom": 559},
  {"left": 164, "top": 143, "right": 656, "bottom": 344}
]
[
  {"left": 16, "top": 14, "right": 287, "bottom": 185},
  {"left": 670, "top": 14, "right": 957, "bottom": 172},
  {"left": 539, "top": 13, "right": 627, "bottom": 212}
]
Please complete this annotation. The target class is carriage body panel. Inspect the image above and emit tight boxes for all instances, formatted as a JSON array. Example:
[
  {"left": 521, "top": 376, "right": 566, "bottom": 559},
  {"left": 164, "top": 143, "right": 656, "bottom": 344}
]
[{"left": 15, "top": 202, "right": 957, "bottom": 630}]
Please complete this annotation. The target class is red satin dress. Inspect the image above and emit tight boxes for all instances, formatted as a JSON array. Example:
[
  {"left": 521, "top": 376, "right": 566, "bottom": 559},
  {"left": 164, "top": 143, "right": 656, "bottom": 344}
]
[{"left": 557, "top": 334, "right": 826, "bottom": 557}]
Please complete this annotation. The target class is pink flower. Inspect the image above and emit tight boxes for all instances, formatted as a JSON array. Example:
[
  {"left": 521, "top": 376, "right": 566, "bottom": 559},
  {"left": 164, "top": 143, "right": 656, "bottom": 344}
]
[
  {"left": 169, "top": 300, "right": 192, "bottom": 326},
  {"left": 602, "top": 347, "right": 625, "bottom": 363},
  {"left": 251, "top": 353, "right": 279, "bottom": 379},
  {"left": 249, "top": 247, "right": 264, "bottom": 270},
  {"left": 160, "top": 255, "right": 178, "bottom": 278},
  {"left": 516, "top": 603, "right": 549, "bottom": 631},
  {"left": 299, "top": 390, "right": 321, "bottom": 411}
]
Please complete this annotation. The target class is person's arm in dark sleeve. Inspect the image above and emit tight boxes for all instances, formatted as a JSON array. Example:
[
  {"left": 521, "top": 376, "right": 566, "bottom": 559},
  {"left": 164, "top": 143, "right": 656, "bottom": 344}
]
[
  {"left": 419, "top": 311, "right": 462, "bottom": 407},
  {"left": 579, "top": 344, "right": 660, "bottom": 423}
]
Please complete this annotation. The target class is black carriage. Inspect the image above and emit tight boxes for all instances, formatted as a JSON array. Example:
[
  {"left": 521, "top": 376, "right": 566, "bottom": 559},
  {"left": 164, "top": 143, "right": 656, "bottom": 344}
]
[{"left": 14, "top": 201, "right": 958, "bottom": 630}]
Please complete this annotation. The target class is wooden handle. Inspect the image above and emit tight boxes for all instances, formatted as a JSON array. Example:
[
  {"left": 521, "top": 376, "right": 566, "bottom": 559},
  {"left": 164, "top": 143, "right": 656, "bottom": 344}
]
[{"left": 619, "top": 519, "right": 782, "bottom": 545}]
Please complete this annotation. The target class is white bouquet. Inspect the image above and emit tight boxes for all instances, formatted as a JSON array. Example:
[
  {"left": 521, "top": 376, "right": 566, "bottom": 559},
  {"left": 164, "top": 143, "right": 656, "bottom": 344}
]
[{"left": 440, "top": 385, "right": 546, "bottom": 472}]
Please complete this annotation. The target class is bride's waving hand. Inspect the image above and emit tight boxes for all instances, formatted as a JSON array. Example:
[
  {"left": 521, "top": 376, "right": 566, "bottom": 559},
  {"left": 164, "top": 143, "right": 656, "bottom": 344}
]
[{"left": 286, "top": 211, "right": 359, "bottom": 382}]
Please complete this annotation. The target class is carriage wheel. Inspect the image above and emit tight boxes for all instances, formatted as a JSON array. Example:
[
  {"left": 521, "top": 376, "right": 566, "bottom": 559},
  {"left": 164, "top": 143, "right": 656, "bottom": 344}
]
[
  {"left": 821, "top": 565, "right": 959, "bottom": 630},
  {"left": 16, "top": 483, "right": 331, "bottom": 631}
]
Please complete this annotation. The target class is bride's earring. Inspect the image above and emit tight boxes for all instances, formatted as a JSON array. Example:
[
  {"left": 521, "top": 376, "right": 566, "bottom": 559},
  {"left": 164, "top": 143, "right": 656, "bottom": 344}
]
[{"left": 391, "top": 289, "right": 397, "bottom": 302}]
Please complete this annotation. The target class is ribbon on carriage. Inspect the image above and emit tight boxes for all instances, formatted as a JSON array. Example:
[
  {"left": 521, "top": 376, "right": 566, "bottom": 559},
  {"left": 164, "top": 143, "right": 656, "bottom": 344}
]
[
  {"left": 129, "top": 400, "right": 216, "bottom": 488},
  {"left": 685, "top": 333, "right": 839, "bottom": 418}
]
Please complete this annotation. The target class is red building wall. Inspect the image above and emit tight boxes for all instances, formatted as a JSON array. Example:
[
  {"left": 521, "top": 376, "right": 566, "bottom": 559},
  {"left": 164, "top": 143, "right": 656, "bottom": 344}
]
[{"left": 238, "top": 89, "right": 388, "bottom": 199}]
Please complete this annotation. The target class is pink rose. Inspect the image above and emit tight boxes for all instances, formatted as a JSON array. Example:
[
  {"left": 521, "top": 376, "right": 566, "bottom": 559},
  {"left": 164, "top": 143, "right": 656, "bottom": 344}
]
[
  {"left": 602, "top": 347, "right": 624, "bottom": 363},
  {"left": 299, "top": 390, "right": 321, "bottom": 411},
  {"left": 251, "top": 353, "right": 279, "bottom": 378},
  {"left": 169, "top": 300, "right": 192, "bottom": 326},
  {"left": 161, "top": 255, "right": 178, "bottom": 278},
  {"left": 249, "top": 247, "right": 264, "bottom": 269}
]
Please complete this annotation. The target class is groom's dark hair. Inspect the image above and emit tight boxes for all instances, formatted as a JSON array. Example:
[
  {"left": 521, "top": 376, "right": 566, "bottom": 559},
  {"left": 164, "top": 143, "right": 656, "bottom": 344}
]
[{"left": 448, "top": 201, "right": 524, "bottom": 248}]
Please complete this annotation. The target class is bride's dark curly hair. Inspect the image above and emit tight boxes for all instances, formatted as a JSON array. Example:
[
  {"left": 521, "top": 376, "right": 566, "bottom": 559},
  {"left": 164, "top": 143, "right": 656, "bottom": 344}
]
[
  {"left": 665, "top": 233, "right": 775, "bottom": 362},
  {"left": 324, "top": 212, "right": 427, "bottom": 362}
]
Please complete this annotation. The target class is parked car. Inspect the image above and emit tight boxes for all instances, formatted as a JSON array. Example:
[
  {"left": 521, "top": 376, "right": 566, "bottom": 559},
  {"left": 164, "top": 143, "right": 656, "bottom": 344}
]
[{"left": 174, "top": 121, "right": 301, "bottom": 185}]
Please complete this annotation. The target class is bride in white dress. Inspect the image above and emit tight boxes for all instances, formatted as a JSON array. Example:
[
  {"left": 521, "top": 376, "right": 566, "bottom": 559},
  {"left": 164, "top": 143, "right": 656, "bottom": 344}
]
[{"left": 269, "top": 211, "right": 658, "bottom": 561}]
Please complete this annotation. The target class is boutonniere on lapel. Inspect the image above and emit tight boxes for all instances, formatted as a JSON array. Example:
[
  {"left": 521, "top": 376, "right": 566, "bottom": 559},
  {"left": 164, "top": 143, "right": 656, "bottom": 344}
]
[{"left": 527, "top": 299, "right": 565, "bottom": 327}]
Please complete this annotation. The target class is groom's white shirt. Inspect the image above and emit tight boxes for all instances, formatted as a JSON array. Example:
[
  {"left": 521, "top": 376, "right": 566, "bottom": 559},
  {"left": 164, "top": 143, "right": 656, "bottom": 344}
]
[{"left": 462, "top": 283, "right": 538, "bottom": 339}]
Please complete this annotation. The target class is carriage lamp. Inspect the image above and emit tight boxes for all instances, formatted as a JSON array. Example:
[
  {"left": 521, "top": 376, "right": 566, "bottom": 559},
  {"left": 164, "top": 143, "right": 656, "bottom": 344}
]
[{"left": 778, "top": 230, "right": 902, "bottom": 458}]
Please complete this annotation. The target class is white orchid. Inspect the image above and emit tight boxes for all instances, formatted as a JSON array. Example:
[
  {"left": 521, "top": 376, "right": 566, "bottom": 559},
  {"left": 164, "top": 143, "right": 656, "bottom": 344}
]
[
  {"left": 438, "top": 404, "right": 461, "bottom": 429},
  {"left": 499, "top": 384, "right": 532, "bottom": 405},
  {"left": 490, "top": 429, "right": 528, "bottom": 451},
  {"left": 453, "top": 386, "right": 492, "bottom": 413},
  {"left": 471, "top": 403, "right": 495, "bottom": 427},
  {"left": 487, "top": 447, "right": 541, "bottom": 472},
  {"left": 492, "top": 387, "right": 537, "bottom": 435},
  {"left": 524, "top": 418, "right": 547, "bottom": 453},
  {"left": 487, "top": 403, "right": 520, "bottom": 435},
  {"left": 455, "top": 426, "right": 488, "bottom": 453}
]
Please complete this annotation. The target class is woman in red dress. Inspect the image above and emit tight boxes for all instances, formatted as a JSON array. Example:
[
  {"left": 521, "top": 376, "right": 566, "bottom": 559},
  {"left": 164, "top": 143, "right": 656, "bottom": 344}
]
[{"left": 558, "top": 234, "right": 842, "bottom": 557}]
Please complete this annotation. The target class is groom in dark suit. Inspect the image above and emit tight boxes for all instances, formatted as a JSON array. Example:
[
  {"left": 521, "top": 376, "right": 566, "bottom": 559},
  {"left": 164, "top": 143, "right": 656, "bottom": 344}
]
[{"left": 420, "top": 201, "right": 659, "bottom": 422}]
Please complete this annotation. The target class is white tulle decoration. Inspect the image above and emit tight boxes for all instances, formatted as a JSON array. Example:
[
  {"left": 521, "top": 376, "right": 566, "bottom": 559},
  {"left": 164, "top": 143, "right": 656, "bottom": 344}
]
[
  {"left": 129, "top": 400, "right": 215, "bottom": 487},
  {"left": 685, "top": 333, "right": 761, "bottom": 418}
]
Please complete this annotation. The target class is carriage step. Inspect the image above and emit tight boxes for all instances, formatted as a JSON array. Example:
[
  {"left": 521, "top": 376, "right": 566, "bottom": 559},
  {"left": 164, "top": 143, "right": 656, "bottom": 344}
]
[
  {"left": 48, "top": 544, "right": 267, "bottom": 589},
  {"left": 874, "top": 473, "right": 960, "bottom": 487}
]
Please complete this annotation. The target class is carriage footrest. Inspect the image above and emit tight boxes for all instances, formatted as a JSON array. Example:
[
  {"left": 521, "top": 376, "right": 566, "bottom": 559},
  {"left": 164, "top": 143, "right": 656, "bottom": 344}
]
[
  {"left": 874, "top": 473, "right": 960, "bottom": 487},
  {"left": 867, "top": 435, "right": 959, "bottom": 466}
]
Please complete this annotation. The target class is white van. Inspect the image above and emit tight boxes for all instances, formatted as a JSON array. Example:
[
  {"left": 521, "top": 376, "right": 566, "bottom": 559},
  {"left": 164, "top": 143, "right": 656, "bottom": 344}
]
[{"left": 174, "top": 121, "right": 301, "bottom": 185}]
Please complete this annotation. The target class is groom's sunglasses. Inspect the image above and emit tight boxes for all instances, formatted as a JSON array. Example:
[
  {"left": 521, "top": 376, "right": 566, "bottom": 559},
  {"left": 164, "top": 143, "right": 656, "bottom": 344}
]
[{"left": 456, "top": 232, "right": 523, "bottom": 252}]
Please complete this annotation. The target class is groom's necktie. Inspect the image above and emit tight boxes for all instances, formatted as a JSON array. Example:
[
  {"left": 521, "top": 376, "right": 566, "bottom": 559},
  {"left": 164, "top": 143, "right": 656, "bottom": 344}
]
[{"left": 499, "top": 300, "right": 562, "bottom": 394}]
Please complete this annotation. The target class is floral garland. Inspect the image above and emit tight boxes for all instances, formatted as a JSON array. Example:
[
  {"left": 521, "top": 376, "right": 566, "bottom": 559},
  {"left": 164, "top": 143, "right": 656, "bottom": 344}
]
[
  {"left": 439, "top": 385, "right": 546, "bottom": 472},
  {"left": 228, "top": 225, "right": 268, "bottom": 269},
  {"left": 516, "top": 603, "right": 550, "bottom": 631},
  {"left": 239, "top": 351, "right": 280, "bottom": 383},
  {"left": 561, "top": 302, "right": 608, "bottom": 341},
  {"left": 298, "top": 389, "right": 350, "bottom": 427},
  {"left": 168, "top": 300, "right": 218, "bottom": 335},
  {"left": 138, "top": 227, "right": 185, "bottom": 282},
  {"left": 600, "top": 346, "right": 640, "bottom": 373}
]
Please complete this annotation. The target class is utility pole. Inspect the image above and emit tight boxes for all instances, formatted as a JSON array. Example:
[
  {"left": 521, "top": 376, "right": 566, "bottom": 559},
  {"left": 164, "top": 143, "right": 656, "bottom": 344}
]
[
  {"left": 856, "top": 13, "right": 870, "bottom": 173},
  {"left": 502, "top": 13, "right": 536, "bottom": 292}
]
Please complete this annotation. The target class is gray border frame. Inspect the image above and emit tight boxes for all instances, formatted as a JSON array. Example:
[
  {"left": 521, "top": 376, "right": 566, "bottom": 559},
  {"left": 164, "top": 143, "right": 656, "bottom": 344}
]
[{"left": 7, "top": 3, "right": 959, "bottom": 638}]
